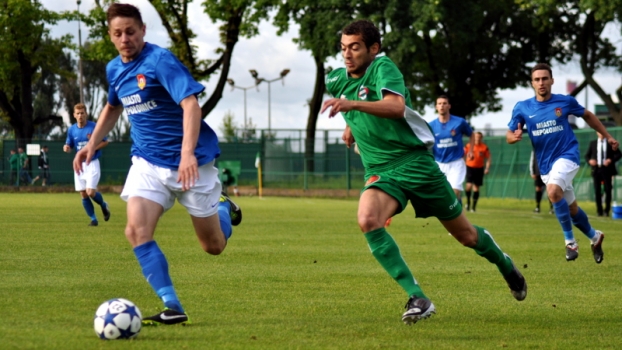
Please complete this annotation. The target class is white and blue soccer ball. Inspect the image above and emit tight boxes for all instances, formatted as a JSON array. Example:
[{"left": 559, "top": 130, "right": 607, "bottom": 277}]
[{"left": 94, "top": 298, "right": 142, "bottom": 340}]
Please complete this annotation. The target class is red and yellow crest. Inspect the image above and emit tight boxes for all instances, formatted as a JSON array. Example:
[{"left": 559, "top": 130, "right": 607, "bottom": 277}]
[
  {"left": 555, "top": 107, "right": 562, "bottom": 117},
  {"left": 365, "top": 175, "right": 380, "bottom": 186},
  {"left": 137, "top": 74, "right": 146, "bottom": 90},
  {"left": 450, "top": 129, "right": 456, "bottom": 137}
]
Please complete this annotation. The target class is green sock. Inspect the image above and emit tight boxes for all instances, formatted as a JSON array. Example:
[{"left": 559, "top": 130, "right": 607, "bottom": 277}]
[
  {"left": 473, "top": 225, "right": 514, "bottom": 275},
  {"left": 364, "top": 228, "right": 427, "bottom": 299}
]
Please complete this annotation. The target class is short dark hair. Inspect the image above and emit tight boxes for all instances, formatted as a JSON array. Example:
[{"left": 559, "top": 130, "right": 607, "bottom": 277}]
[
  {"left": 531, "top": 63, "right": 553, "bottom": 79},
  {"left": 436, "top": 95, "right": 450, "bottom": 104},
  {"left": 342, "top": 20, "right": 381, "bottom": 51},
  {"left": 475, "top": 131, "right": 483, "bottom": 137},
  {"left": 107, "top": 3, "right": 143, "bottom": 27}
]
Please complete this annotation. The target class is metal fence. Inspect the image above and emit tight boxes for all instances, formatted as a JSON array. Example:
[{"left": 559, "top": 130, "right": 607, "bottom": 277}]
[{"left": 3, "top": 127, "right": 622, "bottom": 202}]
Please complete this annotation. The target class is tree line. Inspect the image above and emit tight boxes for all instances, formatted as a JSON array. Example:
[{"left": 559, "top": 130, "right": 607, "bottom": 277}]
[{"left": 1, "top": 0, "right": 621, "bottom": 169}]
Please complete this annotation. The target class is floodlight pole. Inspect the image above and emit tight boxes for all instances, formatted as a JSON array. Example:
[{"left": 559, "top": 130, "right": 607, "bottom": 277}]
[
  {"left": 249, "top": 69, "right": 290, "bottom": 133},
  {"left": 226, "top": 78, "right": 259, "bottom": 128},
  {"left": 77, "top": 0, "right": 84, "bottom": 104}
]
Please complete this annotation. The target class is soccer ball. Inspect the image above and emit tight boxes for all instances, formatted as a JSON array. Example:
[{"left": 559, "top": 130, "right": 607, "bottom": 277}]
[{"left": 94, "top": 298, "right": 142, "bottom": 340}]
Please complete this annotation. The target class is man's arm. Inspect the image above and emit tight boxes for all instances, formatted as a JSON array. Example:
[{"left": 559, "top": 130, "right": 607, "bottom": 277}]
[
  {"left": 321, "top": 93, "right": 405, "bottom": 119},
  {"left": 484, "top": 153, "right": 491, "bottom": 175},
  {"left": 583, "top": 110, "right": 619, "bottom": 150},
  {"left": 178, "top": 95, "right": 202, "bottom": 191}
]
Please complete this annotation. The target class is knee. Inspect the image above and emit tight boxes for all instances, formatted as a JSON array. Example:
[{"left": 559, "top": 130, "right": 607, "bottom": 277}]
[
  {"left": 204, "top": 244, "right": 225, "bottom": 256},
  {"left": 86, "top": 189, "right": 96, "bottom": 197},
  {"left": 357, "top": 213, "right": 382, "bottom": 233},
  {"left": 124, "top": 224, "right": 151, "bottom": 247}
]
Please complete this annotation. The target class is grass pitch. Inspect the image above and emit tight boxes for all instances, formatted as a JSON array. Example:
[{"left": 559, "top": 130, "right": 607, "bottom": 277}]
[{"left": 1, "top": 193, "right": 621, "bottom": 349}]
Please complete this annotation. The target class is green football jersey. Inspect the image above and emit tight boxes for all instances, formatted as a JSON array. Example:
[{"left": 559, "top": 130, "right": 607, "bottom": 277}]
[{"left": 325, "top": 56, "right": 434, "bottom": 168}]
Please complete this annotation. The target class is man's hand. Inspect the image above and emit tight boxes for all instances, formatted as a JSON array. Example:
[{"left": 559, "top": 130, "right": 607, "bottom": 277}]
[
  {"left": 73, "top": 144, "right": 96, "bottom": 175},
  {"left": 177, "top": 153, "right": 199, "bottom": 191},
  {"left": 63, "top": 145, "right": 71, "bottom": 153},
  {"left": 608, "top": 137, "right": 619, "bottom": 151},
  {"left": 604, "top": 159, "right": 612, "bottom": 166},
  {"left": 531, "top": 174, "right": 536, "bottom": 179},
  {"left": 507, "top": 123, "right": 523, "bottom": 143},
  {"left": 484, "top": 168, "right": 489, "bottom": 175},
  {"left": 588, "top": 159, "right": 597, "bottom": 166},
  {"left": 321, "top": 98, "right": 354, "bottom": 118},
  {"left": 342, "top": 126, "right": 354, "bottom": 148}
]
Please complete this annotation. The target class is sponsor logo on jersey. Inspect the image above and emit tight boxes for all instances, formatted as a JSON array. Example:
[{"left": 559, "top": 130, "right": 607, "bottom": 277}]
[
  {"left": 327, "top": 76, "right": 339, "bottom": 83},
  {"left": 365, "top": 175, "right": 380, "bottom": 186},
  {"left": 358, "top": 86, "right": 369, "bottom": 100},
  {"left": 137, "top": 74, "right": 147, "bottom": 90},
  {"left": 555, "top": 107, "right": 562, "bottom": 117}
]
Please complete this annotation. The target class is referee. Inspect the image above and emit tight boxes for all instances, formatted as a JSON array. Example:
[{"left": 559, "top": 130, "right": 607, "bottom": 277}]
[{"left": 464, "top": 132, "right": 491, "bottom": 212}]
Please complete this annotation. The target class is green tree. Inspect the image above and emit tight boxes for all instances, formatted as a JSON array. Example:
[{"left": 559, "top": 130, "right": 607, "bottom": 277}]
[
  {"left": 358, "top": 0, "right": 572, "bottom": 118},
  {"left": 0, "top": 0, "right": 72, "bottom": 146},
  {"left": 273, "top": 1, "right": 354, "bottom": 172},
  {"left": 220, "top": 110, "right": 237, "bottom": 142}
]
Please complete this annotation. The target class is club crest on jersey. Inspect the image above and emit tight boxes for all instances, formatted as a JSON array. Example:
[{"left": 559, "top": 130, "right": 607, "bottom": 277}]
[
  {"left": 365, "top": 175, "right": 380, "bottom": 186},
  {"left": 555, "top": 107, "right": 562, "bottom": 117},
  {"left": 137, "top": 74, "right": 147, "bottom": 90},
  {"left": 451, "top": 129, "right": 456, "bottom": 136},
  {"left": 86, "top": 133, "right": 91, "bottom": 139},
  {"left": 358, "top": 86, "right": 369, "bottom": 100}
]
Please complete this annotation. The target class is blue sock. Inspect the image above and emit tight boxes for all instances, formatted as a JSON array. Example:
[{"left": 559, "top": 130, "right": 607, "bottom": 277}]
[
  {"left": 218, "top": 201, "right": 232, "bottom": 240},
  {"left": 82, "top": 198, "right": 96, "bottom": 221},
  {"left": 92, "top": 192, "right": 104, "bottom": 206},
  {"left": 571, "top": 207, "right": 596, "bottom": 239},
  {"left": 553, "top": 199, "right": 574, "bottom": 242},
  {"left": 133, "top": 241, "right": 184, "bottom": 313}
]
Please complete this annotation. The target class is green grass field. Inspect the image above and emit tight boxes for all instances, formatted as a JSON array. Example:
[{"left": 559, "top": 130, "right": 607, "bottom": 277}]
[{"left": 1, "top": 193, "right": 621, "bottom": 349}]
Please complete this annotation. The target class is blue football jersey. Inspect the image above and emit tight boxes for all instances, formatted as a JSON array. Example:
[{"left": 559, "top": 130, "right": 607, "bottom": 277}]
[
  {"left": 429, "top": 115, "right": 473, "bottom": 163},
  {"left": 106, "top": 42, "right": 219, "bottom": 170},
  {"left": 508, "top": 94, "right": 585, "bottom": 175},
  {"left": 65, "top": 121, "right": 106, "bottom": 161}
]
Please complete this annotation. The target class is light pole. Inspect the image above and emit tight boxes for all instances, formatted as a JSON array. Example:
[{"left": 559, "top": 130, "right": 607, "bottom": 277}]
[
  {"left": 249, "top": 69, "right": 290, "bottom": 132},
  {"left": 226, "top": 78, "right": 259, "bottom": 128},
  {"left": 77, "top": 0, "right": 84, "bottom": 104}
]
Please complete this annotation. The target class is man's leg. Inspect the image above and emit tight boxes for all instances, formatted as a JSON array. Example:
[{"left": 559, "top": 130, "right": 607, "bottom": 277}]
[
  {"left": 568, "top": 200, "right": 605, "bottom": 264},
  {"left": 535, "top": 186, "right": 543, "bottom": 212},
  {"left": 593, "top": 174, "right": 604, "bottom": 216},
  {"left": 126, "top": 197, "right": 188, "bottom": 324},
  {"left": 80, "top": 190, "right": 98, "bottom": 225},
  {"left": 358, "top": 188, "right": 433, "bottom": 324},
  {"left": 472, "top": 184, "right": 480, "bottom": 211},
  {"left": 441, "top": 213, "right": 526, "bottom": 300},
  {"left": 603, "top": 176, "right": 613, "bottom": 216},
  {"left": 87, "top": 188, "right": 111, "bottom": 222},
  {"left": 464, "top": 182, "right": 472, "bottom": 211}
]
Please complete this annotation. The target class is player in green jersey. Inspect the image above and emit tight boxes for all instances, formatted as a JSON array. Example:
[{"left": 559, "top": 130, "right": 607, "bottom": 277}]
[{"left": 322, "top": 20, "right": 527, "bottom": 325}]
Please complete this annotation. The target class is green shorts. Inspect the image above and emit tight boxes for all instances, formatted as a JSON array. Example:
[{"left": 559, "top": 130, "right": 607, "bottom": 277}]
[{"left": 362, "top": 151, "right": 462, "bottom": 220}]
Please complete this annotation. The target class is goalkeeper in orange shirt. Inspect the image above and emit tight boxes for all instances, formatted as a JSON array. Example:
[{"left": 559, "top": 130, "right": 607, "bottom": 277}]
[{"left": 464, "top": 132, "right": 491, "bottom": 212}]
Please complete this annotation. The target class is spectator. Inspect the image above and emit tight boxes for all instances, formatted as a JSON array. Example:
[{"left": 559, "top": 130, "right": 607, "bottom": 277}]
[
  {"left": 585, "top": 132, "right": 622, "bottom": 217},
  {"left": 32, "top": 145, "right": 51, "bottom": 186},
  {"left": 17, "top": 147, "right": 32, "bottom": 185},
  {"left": 8, "top": 149, "right": 19, "bottom": 186}
]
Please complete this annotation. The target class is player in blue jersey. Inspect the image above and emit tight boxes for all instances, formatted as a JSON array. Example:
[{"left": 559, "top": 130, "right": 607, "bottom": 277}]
[
  {"left": 429, "top": 95, "right": 474, "bottom": 205},
  {"left": 64, "top": 103, "right": 111, "bottom": 226},
  {"left": 72, "top": 3, "right": 242, "bottom": 326},
  {"left": 507, "top": 63, "right": 617, "bottom": 263}
]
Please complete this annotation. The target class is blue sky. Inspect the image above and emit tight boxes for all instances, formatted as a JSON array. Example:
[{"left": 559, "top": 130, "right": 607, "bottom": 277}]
[{"left": 44, "top": 0, "right": 622, "bottom": 133}]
